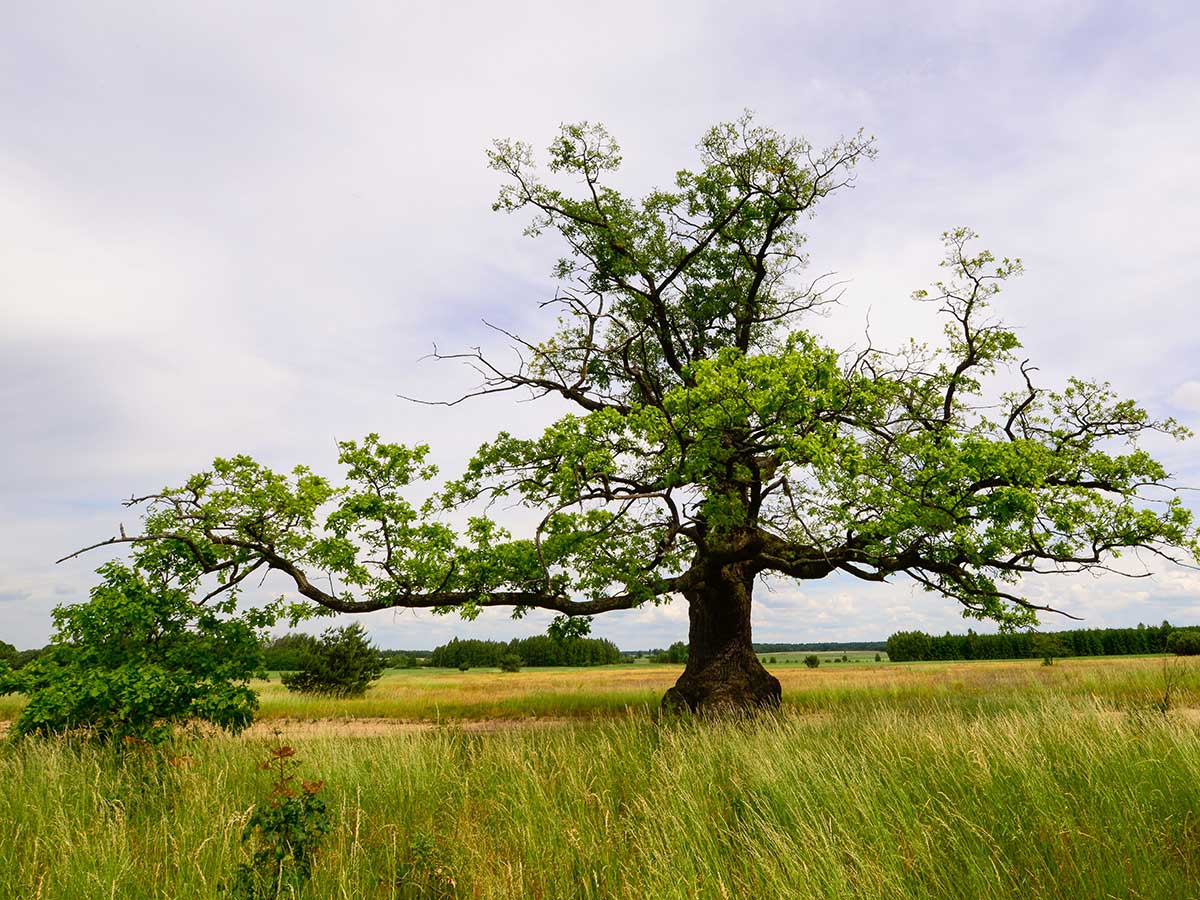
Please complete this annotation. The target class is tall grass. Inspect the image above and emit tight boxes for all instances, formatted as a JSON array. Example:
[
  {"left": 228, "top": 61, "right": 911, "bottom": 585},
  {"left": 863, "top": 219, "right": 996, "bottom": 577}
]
[{"left": 2, "top": 697, "right": 1199, "bottom": 898}]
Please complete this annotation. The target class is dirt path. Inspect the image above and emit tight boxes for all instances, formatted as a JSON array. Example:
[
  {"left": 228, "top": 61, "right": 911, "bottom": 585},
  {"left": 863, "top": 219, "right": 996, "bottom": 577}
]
[
  {"left": 0, "top": 716, "right": 577, "bottom": 740},
  {"left": 241, "top": 716, "right": 576, "bottom": 738}
]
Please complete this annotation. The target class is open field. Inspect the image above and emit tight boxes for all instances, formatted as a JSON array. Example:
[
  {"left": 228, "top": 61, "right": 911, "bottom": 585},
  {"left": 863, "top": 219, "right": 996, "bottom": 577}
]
[
  {"left": 3, "top": 656, "right": 1200, "bottom": 899},
  {"left": 110, "top": 655, "right": 1200, "bottom": 721}
]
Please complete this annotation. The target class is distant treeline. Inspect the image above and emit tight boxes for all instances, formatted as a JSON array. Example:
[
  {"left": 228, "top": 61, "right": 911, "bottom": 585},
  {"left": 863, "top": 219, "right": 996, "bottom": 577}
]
[
  {"left": 429, "top": 635, "right": 622, "bottom": 668},
  {"left": 886, "top": 622, "right": 1192, "bottom": 662},
  {"left": 0, "top": 640, "right": 42, "bottom": 670},
  {"left": 752, "top": 641, "right": 888, "bottom": 653}
]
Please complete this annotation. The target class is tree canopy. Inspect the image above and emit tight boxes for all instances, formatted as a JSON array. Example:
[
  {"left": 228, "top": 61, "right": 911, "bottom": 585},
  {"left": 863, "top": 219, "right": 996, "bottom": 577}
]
[{"left": 65, "top": 115, "right": 1197, "bottom": 710}]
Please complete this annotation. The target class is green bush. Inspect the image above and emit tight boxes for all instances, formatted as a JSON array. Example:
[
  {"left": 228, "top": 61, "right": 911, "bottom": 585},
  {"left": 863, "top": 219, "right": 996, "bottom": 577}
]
[
  {"left": 281, "top": 624, "right": 383, "bottom": 698},
  {"left": 804, "top": 655, "right": 820, "bottom": 668},
  {"left": 226, "top": 737, "right": 330, "bottom": 899},
  {"left": 0, "top": 561, "right": 262, "bottom": 744},
  {"left": 499, "top": 653, "right": 522, "bottom": 673}
]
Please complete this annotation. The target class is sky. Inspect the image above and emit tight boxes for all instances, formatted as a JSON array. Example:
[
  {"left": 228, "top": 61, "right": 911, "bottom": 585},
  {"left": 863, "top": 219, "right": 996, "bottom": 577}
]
[{"left": 3, "top": 0, "right": 1199, "bottom": 651}]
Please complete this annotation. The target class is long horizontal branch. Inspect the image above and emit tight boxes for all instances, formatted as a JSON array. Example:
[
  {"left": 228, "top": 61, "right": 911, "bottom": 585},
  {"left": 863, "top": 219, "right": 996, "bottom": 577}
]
[{"left": 58, "top": 531, "right": 677, "bottom": 617}]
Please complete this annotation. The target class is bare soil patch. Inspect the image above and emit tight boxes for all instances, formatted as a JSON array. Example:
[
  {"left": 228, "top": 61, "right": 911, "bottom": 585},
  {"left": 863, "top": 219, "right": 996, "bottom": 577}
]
[{"left": 241, "top": 716, "right": 576, "bottom": 739}]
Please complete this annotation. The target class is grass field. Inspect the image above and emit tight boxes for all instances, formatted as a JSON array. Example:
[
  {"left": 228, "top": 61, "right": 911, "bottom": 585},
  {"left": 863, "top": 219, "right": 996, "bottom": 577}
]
[{"left": 2, "top": 656, "right": 1199, "bottom": 899}]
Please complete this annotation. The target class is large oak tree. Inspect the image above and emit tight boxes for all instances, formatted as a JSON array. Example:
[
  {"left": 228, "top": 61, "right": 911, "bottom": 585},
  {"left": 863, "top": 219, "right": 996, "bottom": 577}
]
[{"left": 69, "top": 117, "right": 1196, "bottom": 711}]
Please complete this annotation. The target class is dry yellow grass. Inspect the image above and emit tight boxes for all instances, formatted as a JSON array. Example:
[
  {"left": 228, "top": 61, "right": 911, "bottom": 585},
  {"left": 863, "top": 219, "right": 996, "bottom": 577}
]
[{"left": 2, "top": 655, "right": 1192, "bottom": 728}]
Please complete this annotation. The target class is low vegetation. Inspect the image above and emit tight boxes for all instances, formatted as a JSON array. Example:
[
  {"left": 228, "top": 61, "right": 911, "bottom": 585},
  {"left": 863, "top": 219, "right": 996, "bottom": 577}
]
[{"left": 2, "top": 658, "right": 1199, "bottom": 899}]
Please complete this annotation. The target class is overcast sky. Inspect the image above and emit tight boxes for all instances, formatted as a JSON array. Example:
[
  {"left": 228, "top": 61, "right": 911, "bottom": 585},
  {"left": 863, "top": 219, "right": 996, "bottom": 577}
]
[{"left": 3, "top": 0, "right": 1199, "bottom": 650}]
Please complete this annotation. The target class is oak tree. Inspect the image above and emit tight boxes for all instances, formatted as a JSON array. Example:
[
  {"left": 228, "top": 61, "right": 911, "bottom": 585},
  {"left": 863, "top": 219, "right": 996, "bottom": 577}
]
[{"left": 66, "top": 117, "right": 1196, "bottom": 712}]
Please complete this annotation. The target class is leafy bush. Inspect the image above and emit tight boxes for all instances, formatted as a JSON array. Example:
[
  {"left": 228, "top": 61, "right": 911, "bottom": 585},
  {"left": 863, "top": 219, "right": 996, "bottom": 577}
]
[
  {"left": 281, "top": 624, "right": 383, "bottom": 697},
  {"left": 804, "top": 655, "right": 820, "bottom": 668},
  {"left": 499, "top": 653, "right": 522, "bottom": 672},
  {"left": 874, "top": 653, "right": 882, "bottom": 662},
  {"left": 1167, "top": 629, "right": 1200, "bottom": 656},
  {"left": 0, "top": 562, "right": 261, "bottom": 744},
  {"left": 226, "top": 737, "right": 330, "bottom": 899}
]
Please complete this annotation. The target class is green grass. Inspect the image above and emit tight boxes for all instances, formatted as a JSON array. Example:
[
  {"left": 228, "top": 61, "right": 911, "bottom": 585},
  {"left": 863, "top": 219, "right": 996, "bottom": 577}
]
[
  {"left": 2, "top": 657, "right": 1199, "bottom": 898},
  {"left": 2, "top": 700, "right": 1200, "bottom": 898}
]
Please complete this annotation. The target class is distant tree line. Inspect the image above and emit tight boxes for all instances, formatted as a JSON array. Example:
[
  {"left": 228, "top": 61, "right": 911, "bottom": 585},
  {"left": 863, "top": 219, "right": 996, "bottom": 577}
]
[
  {"left": 886, "top": 622, "right": 1192, "bottom": 662},
  {"left": 0, "top": 640, "right": 45, "bottom": 670},
  {"left": 259, "top": 634, "right": 423, "bottom": 671},
  {"left": 429, "top": 635, "right": 621, "bottom": 668},
  {"left": 752, "top": 641, "right": 887, "bottom": 653},
  {"left": 650, "top": 642, "right": 689, "bottom": 663}
]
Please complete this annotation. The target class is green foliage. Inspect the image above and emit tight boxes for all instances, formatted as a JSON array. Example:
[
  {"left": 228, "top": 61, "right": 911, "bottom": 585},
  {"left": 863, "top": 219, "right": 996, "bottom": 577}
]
[
  {"left": 651, "top": 642, "right": 689, "bottom": 664},
  {"left": 0, "top": 561, "right": 261, "bottom": 743},
  {"left": 261, "top": 633, "right": 317, "bottom": 671},
  {"left": 498, "top": 653, "right": 522, "bottom": 673},
  {"left": 887, "top": 622, "right": 1185, "bottom": 662},
  {"left": 874, "top": 653, "right": 882, "bottom": 663},
  {"left": 804, "top": 655, "right": 820, "bottom": 668},
  {"left": 226, "top": 738, "right": 330, "bottom": 899},
  {"left": 885, "top": 631, "right": 934, "bottom": 663},
  {"left": 398, "top": 830, "right": 460, "bottom": 899},
  {"left": 377, "top": 649, "right": 421, "bottom": 669},
  {"left": 429, "top": 634, "right": 621, "bottom": 668},
  {"left": 1167, "top": 629, "right": 1200, "bottom": 656},
  {"left": 280, "top": 624, "right": 383, "bottom": 698}
]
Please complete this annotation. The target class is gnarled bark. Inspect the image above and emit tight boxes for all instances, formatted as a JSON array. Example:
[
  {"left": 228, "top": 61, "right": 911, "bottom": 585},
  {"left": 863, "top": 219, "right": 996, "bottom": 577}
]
[{"left": 662, "top": 562, "right": 781, "bottom": 714}]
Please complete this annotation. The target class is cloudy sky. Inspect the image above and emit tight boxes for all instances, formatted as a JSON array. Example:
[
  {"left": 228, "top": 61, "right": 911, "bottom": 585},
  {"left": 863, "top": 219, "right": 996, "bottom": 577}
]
[{"left": 3, "top": 0, "right": 1199, "bottom": 650}]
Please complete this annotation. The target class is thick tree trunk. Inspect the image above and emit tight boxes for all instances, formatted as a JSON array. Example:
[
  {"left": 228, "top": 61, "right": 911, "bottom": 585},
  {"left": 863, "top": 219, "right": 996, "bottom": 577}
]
[{"left": 661, "top": 561, "right": 781, "bottom": 714}]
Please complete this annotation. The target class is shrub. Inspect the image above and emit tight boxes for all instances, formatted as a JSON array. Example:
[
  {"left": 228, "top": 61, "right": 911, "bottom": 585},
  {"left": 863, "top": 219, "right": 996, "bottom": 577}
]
[
  {"left": 226, "top": 736, "right": 330, "bottom": 899},
  {"left": 281, "top": 624, "right": 383, "bottom": 697},
  {"left": 768, "top": 656, "right": 777, "bottom": 664},
  {"left": 0, "top": 562, "right": 261, "bottom": 744},
  {"left": 498, "top": 653, "right": 522, "bottom": 672},
  {"left": 874, "top": 653, "right": 882, "bottom": 662},
  {"left": 804, "top": 655, "right": 820, "bottom": 668}
]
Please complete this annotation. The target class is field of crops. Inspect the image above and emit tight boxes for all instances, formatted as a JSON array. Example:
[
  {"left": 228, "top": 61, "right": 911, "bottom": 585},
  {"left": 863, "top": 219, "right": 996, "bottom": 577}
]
[{"left": 2, "top": 656, "right": 1199, "bottom": 899}]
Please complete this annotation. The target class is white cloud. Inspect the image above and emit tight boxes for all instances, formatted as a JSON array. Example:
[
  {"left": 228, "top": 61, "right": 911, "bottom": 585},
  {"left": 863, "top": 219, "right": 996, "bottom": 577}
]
[{"left": 1170, "top": 381, "right": 1200, "bottom": 414}]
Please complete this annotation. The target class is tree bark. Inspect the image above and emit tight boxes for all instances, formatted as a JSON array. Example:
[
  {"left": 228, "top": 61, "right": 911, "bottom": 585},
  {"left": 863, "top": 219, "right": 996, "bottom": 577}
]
[{"left": 661, "top": 561, "right": 781, "bottom": 714}]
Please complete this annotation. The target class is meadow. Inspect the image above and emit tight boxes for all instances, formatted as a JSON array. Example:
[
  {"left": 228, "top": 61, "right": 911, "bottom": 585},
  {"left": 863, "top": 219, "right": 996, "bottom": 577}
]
[{"left": 2, "top": 656, "right": 1199, "bottom": 899}]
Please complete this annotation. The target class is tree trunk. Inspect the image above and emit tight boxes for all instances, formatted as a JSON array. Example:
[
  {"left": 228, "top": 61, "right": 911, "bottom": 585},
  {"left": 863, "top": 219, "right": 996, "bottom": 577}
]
[{"left": 661, "top": 561, "right": 781, "bottom": 714}]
